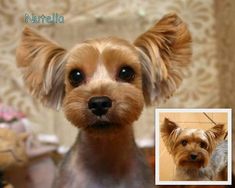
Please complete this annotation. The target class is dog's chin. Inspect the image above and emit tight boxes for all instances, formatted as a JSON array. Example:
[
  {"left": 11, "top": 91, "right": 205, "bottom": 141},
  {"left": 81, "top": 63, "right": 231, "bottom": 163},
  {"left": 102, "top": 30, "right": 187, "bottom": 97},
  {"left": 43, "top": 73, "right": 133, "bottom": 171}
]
[
  {"left": 84, "top": 120, "right": 122, "bottom": 135},
  {"left": 178, "top": 159, "right": 206, "bottom": 169},
  {"left": 89, "top": 121, "right": 115, "bottom": 130}
]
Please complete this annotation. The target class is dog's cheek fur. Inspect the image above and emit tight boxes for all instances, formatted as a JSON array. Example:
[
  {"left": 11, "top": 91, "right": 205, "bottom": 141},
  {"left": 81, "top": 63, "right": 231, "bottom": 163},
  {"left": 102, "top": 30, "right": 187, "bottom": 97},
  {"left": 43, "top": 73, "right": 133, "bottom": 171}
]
[
  {"left": 174, "top": 145, "right": 210, "bottom": 168},
  {"left": 63, "top": 81, "right": 144, "bottom": 129},
  {"left": 174, "top": 149, "right": 189, "bottom": 166},
  {"left": 111, "top": 84, "right": 144, "bottom": 125},
  {"left": 63, "top": 88, "right": 91, "bottom": 128}
]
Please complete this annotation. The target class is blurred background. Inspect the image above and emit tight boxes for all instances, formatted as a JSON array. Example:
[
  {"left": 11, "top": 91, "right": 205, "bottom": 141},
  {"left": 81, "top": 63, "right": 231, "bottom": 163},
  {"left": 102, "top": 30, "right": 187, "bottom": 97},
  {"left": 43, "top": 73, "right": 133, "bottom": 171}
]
[{"left": 0, "top": 0, "right": 234, "bottom": 187}]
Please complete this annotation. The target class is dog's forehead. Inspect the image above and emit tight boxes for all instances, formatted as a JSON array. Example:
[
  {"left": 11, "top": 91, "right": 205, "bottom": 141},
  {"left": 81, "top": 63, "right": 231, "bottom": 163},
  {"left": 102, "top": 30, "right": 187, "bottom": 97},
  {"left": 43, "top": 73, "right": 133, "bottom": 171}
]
[
  {"left": 87, "top": 37, "right": 136, "bottom": 52},
  {"left": 181, "top": 128, "right": 207, "bottom": 140},
  {"left": 66, "top": 37, "right": 141, "bottom": 74},
  {"left": 69, "top": 37, "right": 137, "bottom": 57}
]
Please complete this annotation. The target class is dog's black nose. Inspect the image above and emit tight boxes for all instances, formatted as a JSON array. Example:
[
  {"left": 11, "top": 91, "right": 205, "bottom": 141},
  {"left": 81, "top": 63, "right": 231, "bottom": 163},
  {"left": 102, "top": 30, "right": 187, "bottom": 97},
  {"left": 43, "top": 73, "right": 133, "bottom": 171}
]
[
  {"left": 88, "top": 96, "right": 112, "bottom": 116},
  {"left": 190, "top": 154, "right": 197, "bottom": 160}
]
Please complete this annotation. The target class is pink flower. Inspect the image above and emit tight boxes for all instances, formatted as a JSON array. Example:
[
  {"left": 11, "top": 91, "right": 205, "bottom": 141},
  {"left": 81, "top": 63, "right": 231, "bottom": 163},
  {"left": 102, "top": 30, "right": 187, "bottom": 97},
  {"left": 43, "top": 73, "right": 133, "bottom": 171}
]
[{"left": 0, "top": 103, "right": 25, "bottom": 122}]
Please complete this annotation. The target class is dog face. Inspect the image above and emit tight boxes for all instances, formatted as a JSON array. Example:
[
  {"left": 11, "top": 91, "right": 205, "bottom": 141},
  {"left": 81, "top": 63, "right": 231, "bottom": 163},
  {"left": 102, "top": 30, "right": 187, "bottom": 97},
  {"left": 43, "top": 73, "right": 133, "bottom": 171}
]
[
  {"left": 161, "top": 118, "right": 225, "bottom": 168},
  {"left": 63, "top": 38, "right": 144, "bottom": 132},
  {"left": 16, "top": 13, "right": 191, "bottom": 134}
]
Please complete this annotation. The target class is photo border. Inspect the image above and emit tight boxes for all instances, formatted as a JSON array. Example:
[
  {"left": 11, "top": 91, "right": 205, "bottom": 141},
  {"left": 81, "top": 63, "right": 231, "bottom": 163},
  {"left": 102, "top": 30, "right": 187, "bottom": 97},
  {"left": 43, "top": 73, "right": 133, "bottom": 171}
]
[{"left": 155, "top": 108, "right": 232, "bottom": 185}]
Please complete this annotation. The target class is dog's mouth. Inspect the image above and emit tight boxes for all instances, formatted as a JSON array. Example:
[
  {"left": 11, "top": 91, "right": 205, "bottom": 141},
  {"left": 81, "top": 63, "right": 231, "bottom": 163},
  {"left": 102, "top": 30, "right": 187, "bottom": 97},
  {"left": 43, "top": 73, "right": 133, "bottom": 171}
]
[
  {"left": 87, "top": 121, "right": 118, "bottom": 131},
  {"left": 180, "top": 159, "right": 205, "bottom": 168},
  {"left": 89, "top": 121, "right": 114, "bottom": 130}
]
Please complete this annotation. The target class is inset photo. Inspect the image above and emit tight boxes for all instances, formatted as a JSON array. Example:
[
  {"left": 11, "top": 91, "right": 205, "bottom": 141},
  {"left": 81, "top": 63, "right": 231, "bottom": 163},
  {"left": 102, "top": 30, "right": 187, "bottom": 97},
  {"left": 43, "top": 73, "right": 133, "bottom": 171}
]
[{"left": 155, "top": 109, "right": 232, "bottom": 185}]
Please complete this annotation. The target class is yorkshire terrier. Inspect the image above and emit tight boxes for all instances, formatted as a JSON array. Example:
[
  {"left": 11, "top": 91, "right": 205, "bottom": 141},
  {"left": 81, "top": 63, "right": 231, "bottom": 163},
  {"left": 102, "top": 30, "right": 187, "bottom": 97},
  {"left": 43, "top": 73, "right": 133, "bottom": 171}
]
[
  {"left": 16, "top": 13, "right": 191, "bottom": 187},
  {"left": 161, "top": 118, "right": 227, "bottom": 181}
]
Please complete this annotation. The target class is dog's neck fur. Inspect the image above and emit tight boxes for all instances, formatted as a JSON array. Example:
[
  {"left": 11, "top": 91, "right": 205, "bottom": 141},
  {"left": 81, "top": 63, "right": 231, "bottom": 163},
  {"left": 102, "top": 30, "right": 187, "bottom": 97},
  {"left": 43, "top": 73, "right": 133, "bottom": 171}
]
[
  {"left": 54, "top": 125, "right": 153, "bottom": 188},
  {"left": 175, "top": 166, "right": 210, "bottom": 181},
  {"left": 77, "top": 126, "right": 135, "bottom": 176}
]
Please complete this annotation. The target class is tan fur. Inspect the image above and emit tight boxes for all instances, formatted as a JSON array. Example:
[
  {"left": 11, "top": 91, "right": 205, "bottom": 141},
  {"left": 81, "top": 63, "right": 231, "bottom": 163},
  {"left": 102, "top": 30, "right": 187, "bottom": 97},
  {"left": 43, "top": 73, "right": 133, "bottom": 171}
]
[
  {"left": 16, "top": 27, "right": 67, "bottom": 109},
  {"left": 63, "top": 81, "right": 144, "bottom": 134},
  {"left": 134, "top": 13, "right": 192, "bottom": 104},
  {"left": 17, "top": 13, "right": 191, "bottom": 109},
  {"left": 16, "top": 13, "right": 192, "bottom": 187},
  {"left": 206, "top": 124, "right": 225, "bottom": 152},
  {"left": 161, "top": 118, "right": 226, "bottom": 181}
]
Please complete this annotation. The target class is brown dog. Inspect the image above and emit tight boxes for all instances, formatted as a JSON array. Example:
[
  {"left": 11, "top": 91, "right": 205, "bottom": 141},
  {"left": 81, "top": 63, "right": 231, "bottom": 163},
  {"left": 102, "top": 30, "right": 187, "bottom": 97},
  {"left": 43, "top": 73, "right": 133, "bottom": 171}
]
[
  {"left": 161, "top": 118, "right": 227, "bottom": 181},
  {"left": 16, "top": 13, "right": 191, "bottom": 188}
]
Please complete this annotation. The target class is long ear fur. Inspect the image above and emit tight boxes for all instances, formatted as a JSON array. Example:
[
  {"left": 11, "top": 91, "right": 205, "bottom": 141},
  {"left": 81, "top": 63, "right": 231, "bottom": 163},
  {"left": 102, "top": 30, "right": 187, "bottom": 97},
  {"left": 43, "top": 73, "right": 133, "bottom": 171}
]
[
  {"left": 134, "top": 13, "right": 192, "bottom": 104},
  {"left": 206, "top": 124, "right": 225, "bottom": 140},
  {"left": 161, "top": 118, "right": 180, "bottom": 153},
  {"left": 161, "top": 118, "right": 178, "bottom": 138},
  {"left": 16, "top": 27, "right": 67, "bottom": 109},
  {"left": 206, "top": 124, "right": 225, "bottom": 151}
]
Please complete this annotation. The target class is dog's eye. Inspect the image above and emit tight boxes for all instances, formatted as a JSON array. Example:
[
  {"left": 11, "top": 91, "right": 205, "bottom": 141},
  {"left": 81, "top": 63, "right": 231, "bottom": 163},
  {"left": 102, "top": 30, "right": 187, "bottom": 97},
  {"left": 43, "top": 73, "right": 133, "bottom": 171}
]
[
  {"left": 69, "top": 69, "right": 85, "bottom": 87},
  {"left": 200, "top": 141, "right": 207, "bottom": 149},
  {"left": 118, "top": 66, "right": 135, "bottom": 82},
  {"left": 181, "top": 140, "right": 187, "bottom": 146}
]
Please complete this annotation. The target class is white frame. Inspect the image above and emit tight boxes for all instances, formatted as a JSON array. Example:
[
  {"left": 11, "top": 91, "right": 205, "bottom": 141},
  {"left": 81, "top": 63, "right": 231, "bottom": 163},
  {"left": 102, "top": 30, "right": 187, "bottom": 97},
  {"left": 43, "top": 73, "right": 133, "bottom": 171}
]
[{"left": 155, "top": 108, "right": 232, "bottom": 185}]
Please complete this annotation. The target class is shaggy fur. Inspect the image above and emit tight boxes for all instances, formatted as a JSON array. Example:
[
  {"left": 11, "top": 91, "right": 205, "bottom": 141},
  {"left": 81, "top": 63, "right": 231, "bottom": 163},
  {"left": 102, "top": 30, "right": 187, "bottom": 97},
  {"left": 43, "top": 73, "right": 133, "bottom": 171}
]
[
  {"left": 161, "top": 118, "right": 227, "bottom": 181},
  {"left": 17, "top": 13, "right": 191, "bottom": 188}
]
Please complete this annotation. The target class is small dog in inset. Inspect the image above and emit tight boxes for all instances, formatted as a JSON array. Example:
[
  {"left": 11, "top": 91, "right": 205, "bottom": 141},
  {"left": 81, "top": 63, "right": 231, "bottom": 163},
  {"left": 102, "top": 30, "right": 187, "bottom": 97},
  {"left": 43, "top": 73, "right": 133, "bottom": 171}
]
[
  {"left": 16, "top": 13, "right": 191, "bottom": 188},
  {"left": 161, "top": 118, "right": 227, "bottom": 181}
]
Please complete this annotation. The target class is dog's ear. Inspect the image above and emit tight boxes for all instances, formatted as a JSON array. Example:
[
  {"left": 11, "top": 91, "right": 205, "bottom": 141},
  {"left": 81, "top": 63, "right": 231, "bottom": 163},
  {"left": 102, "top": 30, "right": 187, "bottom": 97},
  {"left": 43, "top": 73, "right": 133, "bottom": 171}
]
[
  {"left": 161, "top": 118, "right": 180, "bottom": 153},
  {"left": 16, "top": 27, "right": 67, "bottom": 110},
  {"left": 161, "top": 118, "right": 179, "bottom": 138},
  {"left": 134, "top": 13, "right": 192, "bottom": 105},
  {"left": 206, "top": 124, "right": 225, "bottom": 141},
  {"left": 206, "top": 124, "right": 225, "bottom": 151}
]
